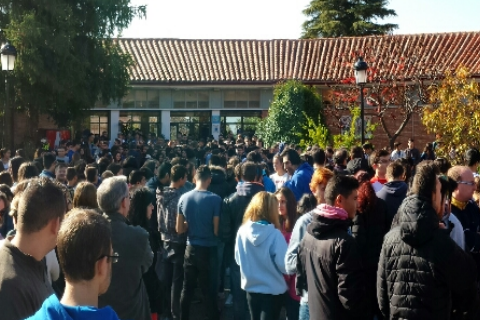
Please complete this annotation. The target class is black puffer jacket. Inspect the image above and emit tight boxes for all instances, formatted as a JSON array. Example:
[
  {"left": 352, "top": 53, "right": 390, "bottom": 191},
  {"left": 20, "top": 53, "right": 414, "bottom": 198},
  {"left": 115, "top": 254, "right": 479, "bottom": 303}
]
[
  {"left": 378, "top": 195, "right": 479, "bottom": 320},
  {"left": 208, "top": 166, "right": 230, "bottom": 200},
  {"left": 297, "top": 214, "right": 367, "bottom": 320}
]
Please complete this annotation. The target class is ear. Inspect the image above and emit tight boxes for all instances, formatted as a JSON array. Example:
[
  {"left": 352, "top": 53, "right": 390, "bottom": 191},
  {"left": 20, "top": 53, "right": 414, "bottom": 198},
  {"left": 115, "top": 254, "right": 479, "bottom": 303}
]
[
  {"left": 96, "top": 257, "right": 107, "bottom": 278},
  {"left": 50, "top": 217, "right": 61, "bottom": 235},
  {"left": 334, "top": 194, "right": 342, "bottom": 207}
]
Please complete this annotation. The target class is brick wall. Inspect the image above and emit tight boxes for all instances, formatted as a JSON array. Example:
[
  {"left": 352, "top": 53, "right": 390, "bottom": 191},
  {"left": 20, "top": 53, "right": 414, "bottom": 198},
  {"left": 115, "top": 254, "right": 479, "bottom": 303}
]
[{"left": 13, "top": 112, "right": 58, "bottom": 147}]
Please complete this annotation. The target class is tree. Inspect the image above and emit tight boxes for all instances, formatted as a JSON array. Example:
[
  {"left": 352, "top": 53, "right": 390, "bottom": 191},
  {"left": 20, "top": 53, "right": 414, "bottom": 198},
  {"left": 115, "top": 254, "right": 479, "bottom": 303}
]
[
  {"left": 301, "top": 0, "right": 398, "bottom": 39},
  {"left": 257, "top": 80, "right": 323, "bottom": 147},
  {"left": 422, "top": 66, "right": 480, "bottom": 164},
  {"left": 0, "top": 0, "right": 145, "bottom": 145}
]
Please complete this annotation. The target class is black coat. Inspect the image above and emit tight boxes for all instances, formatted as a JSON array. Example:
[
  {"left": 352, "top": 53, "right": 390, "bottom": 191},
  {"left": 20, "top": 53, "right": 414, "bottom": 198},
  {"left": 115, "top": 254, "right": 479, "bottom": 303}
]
[
  {"left": 207, "top": 166, "right": 230, "bottom": 200},
  {"left": 376, "top": 181, "right": 408, "bottom": 228},
  {"left": 297, "top": 214, "right": 367, "bottom": 320},
  {"left": 378, "top": 195, "right": 479, "bottom": 320}
]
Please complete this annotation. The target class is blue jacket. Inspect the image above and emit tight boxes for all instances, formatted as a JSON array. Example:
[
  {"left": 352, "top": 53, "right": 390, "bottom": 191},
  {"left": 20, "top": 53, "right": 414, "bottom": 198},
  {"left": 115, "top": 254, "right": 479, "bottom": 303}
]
[
  {"left": 39, "top": 170, "right": 55, "bottom": 180},
  {"left": 28, "top": 294, "right": 120, "bottom": 320},
  {"left": 284, "top": 162, "right": 314, "bottom": 201},
  {"left": 235, "top": 220, "right": 288, "bottom": 295}
]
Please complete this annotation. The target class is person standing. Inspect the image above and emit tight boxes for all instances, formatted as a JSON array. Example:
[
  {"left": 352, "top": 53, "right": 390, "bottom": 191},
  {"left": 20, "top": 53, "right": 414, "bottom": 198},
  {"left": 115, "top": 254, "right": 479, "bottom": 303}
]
[
  {"left": 28, "top": 209, "right": 121, "bottom": 320},
  {"left": 378, "top": 162, "right": 479, "bottom": 319},
  {"left": 176, "top": 165, "right": 221, "bottom": 320},
  {"left": 0, "top": 177, "right": 67, "bottom": 320},
  {"left": 281, "top": 149, "right": 313, "bottom": 201},
  {"left": 270, "top": 154, "right": 290, "bottom": 191},
  {"left": 97, "top": 176, "right": 153, "bottom": 320},
  {"left": 369, "top": 150, "right": 391, "bottom": 192},
  {"left": 405, "top": 138, "right": 421, "bottom": 166},
  {"left": 390, "top": 142, "right": 406, "bottom": 161},
  {"left": 296, "top": 175, "right": 366, "bottom": 320}
]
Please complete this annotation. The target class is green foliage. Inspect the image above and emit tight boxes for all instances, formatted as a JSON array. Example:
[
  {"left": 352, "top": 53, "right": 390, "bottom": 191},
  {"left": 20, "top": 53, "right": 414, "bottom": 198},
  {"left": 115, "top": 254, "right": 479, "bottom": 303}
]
[
  {"left": 299, "top": 112, "right": 331, "bottom": 149},
  {"left": 257, "top": 80, "right": 323, "bottom": 147},
  {"left": 0, "top": 0, "right": 146, "bottom": 127},
  {"left": 332, "top": 107, "right": 377, "bottom": 149},
  {"left": 301, "top": 0, "right": 398, "bottom": 38}
]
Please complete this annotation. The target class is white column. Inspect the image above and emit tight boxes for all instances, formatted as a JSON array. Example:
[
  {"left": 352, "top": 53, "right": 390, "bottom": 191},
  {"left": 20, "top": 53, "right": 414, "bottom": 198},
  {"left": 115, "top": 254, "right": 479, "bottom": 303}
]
[
  {"left": 161, "top": 110, "right": 170, "bottom": 140},
  {"left": 110, "top": 110, "right": 119, "bottom": 142},
  {"left": 211, "top": 110, "right": 220, "bottom": 140}
]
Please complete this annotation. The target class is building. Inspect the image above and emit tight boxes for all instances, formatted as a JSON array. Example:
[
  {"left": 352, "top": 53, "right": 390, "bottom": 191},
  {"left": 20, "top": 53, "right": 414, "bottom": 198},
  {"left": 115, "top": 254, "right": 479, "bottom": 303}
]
[{"left": 44, "top": 32, "right": 480, "bottom": 147}]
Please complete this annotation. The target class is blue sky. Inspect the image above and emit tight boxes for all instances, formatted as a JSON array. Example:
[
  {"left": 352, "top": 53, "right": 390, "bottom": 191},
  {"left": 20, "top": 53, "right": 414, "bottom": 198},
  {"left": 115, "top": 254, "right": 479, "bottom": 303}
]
[{"left": 121, "top": 0, "right": 480, "bottom": 39}]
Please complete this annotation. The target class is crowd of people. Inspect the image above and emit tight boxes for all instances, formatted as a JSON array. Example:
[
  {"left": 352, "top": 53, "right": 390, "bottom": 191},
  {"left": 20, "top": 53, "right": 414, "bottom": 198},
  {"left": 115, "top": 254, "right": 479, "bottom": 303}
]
[{"left": 0, "top": 129, "right": 479, "bottom": 320}]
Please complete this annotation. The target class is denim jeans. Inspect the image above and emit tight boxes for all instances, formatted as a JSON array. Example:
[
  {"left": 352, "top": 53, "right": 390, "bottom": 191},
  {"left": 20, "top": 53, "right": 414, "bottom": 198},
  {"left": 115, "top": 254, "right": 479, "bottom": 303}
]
[
  {"left": 230, "top": 255, "right": 249, "bottom": 320},
  {"left": 180, "top": 245, "right": 218, "bottom": 320},
  {"left": 246, "top": 292, "right": 283, "bottom": 320},
  {"left": 158, "top": 241, "right": 185, "bottom": 320},
  {"left": 298, "top": 302, "right": 309, "bottom": 320}
]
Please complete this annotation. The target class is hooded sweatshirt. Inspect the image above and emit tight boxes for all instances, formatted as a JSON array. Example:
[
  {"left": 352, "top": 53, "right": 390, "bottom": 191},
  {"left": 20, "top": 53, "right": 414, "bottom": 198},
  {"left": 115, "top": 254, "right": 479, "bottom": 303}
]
[
  {"left": 235, "top": 220, "right": 288, "bottom": 295},
  {"left": 376, "top": 180, "right": 408, "bottom": 227},
  {"left": 27, "top": 294, "right": 120, "bottom": 320},
  {"left": 284, "top": 162, "right": 314, "bottom": 201}
]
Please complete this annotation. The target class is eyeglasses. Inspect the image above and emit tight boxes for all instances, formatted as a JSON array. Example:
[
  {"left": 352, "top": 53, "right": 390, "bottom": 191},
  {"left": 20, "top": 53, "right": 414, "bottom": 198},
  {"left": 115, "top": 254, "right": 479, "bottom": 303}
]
[
  {"left": 458, "top": 181, "right": 475, "bottom": 186},
  {"left": 98, "top": 252, "right": 119, "bottom": 264}
]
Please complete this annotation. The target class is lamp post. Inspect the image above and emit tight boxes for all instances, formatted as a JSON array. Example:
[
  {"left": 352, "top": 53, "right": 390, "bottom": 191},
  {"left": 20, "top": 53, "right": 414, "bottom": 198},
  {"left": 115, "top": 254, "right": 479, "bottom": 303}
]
[
  {"left": 354, "top": 57, "right": 369, "bottom": 144},
  {"left": 1, "top": 42, "right": 17, "bottom": 149}
]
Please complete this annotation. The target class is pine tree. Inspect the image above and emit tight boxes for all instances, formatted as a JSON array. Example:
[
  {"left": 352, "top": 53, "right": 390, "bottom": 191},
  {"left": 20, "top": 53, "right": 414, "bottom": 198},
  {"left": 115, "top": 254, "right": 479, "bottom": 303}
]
[{"left": 301, "top": 0, "right": 398, "bottom": 38}]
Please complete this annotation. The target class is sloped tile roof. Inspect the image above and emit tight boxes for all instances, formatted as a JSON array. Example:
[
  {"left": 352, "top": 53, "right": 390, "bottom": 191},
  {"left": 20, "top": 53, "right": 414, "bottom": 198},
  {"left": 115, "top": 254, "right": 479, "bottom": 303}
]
[{"left": 117, "top": 32, "right": 480, "bottom": 85}]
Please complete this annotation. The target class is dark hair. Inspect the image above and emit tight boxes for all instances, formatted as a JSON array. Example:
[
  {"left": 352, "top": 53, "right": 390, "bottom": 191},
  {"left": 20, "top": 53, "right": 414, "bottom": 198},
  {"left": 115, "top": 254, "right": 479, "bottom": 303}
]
[
  {"left": 128, "top": 187, "right": 154, "bottom": 230},
  {"left": 334, "top": 149, "right": 349, "bottom": 165},
  {"left": 73, "top": 182, "right": 98, "bottom": 209},
  {"left": 123, "top": 156, "right": 138, "bottom": 169},
  {"left": 107, "top": 163, "right": 122, "bottom": 176},
  {"left": 0, "top": 171, "right": 13, "bottom": 187},
  {"left": 410, "top": 161, "right": 439, "bottom": 200},
  {"left": 57, "top": 208, "right": 111, "bottom": 282},
  {"left": 246, "top": 151, "right": 262, "bottom": 163},
  {"left": 129, "top": 170, "right": 145, "bottom": 185},
  {"left": 350, "top": 146, "right": 364, "bottom": 159},
  {"left": 386, "top": 161, "right": 405, "bottom": 180},
  {"left": 85, "top": 166, "right": 98, "bottom": 184},
  {"left": 439, "top": 176, "right": 457, "bottom": 202},
  {"left": 18, "top": 162, "right": 39, "bottom": 183},
  {"left": 10, "top": 156, "right": 26, "bottom": 182},
  {"left": 275, "top": 187, "right": 298, "bottom": 233},
  {"left": 465, "top": 149, "right": 480, "bottom": 167},
  {"left": 312, "top": 149, "right": 326, "bottom": 166},
  {"left": 297, "top": 194, "right": 317, "bottom": 216},
  {"left": 434, "top": 158, "right": 451, "bottom": 175},
  {"left": 43, "top": 153, "right": 57, "bottom": 169},
  {"left": 369, "top": 149, "right": 390, "bottom": 167},
  {"left": 16, "top": 149, "right": 26, "bottom": 159},
  {"left": 195, "top": 165, "right": 212, "bottom": 182},
  {"left": 142, "top": 160, "right": 157, "bottom": 174},
  {"left": 241, "top": 161, "right": 258, "bottom": 182},
  {"left": 280, "top": 148, "right": 301, "bottom": 166},
  {"left": 0, "top": 148, "right": 9, "bottom": 158},
  {"left": 139, "top": 167, "right": 153, "bottom": 180},
  {"left": 17, "top": 177, "right": 67, "bottom": 233},
  {"left": 171, "top": 165, "right": 187, "bottom": 182},
  {"left": 209, "top": 154, "right": 225, "bottom": 167},
  {"left": 0, "top": 184, "right": 13, "bottom": 201},
  {"left": 324, "top": 175, "right": 360, "bottom": 206},
  {"left": 66, "top": 167, "right": 77, "bottom": 181},
  {"left": 97, "top": 157, "right": 111, "bottom": 175},
  {"left": 356, "top": 181, "right": 377, "bottom": 214},
  {"left": 158, "top": 162, "right": 172, "bottom": 180}
]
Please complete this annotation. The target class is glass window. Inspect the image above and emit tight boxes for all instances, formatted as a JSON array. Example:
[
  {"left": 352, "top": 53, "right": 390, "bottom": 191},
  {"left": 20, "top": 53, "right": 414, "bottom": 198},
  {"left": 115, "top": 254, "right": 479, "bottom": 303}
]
[
  {"left": 224, "top": 90, "right": 236, "bottom": 108},
  {"left": 148, "top": 90, "right": 159, "bottom": 109},
  {"left": 88, "top": 112, "right": 109, "bottom": 135},
  {"left": 136, "top": 90, "right": 148, "bottom": 108},
  {"left": 185, "top": 91, "right": 197, "bottom": 109},
  {"left": 173, "top": 91, "right": 185, "bottom": 109},
  {"left": 223, "top": 90, "right": 261, "bottom": 109},
  {"left": 170, "top": 111, "right": 211, "bottom": 140},
  {"left": 122, "top": 90, "right": 135, "bottom": 109},
  {"left": 119, "top": 112, "right": 161, "bottom": 136},
  {"left": 220, "top": 111, "right": 262, "bottom": 136},
  {"left": 237, "top": 90, "right": 249, "bottom": 109},
  {"left": 198, "top": 91, "right": 209, "bottom": 109},
  {"left": 249, "top": 90, "right": 261, "bottom": 108}
]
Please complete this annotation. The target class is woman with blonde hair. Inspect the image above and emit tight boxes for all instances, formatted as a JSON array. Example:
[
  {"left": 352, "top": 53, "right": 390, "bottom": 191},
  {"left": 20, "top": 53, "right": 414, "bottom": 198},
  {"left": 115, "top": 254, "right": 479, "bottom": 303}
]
[
  {"left": 72, "top": 182, "right": 98, "bottom": 210},
  {"left": 235, "top": 191, "right": 287, "bottom": 320}
]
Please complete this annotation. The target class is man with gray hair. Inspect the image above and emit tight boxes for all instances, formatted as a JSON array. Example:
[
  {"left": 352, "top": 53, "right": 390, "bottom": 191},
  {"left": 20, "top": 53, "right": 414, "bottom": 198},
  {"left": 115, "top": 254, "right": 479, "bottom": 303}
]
[{"left": 97, "top": 176, "right": 153, "bottom": 320}]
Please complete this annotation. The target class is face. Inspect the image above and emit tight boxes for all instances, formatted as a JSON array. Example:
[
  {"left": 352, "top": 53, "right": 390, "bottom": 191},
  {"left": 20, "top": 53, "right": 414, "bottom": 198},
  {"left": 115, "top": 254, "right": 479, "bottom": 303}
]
[
  {"left": 236, "top": 148, "right": 243, "bottom": 155},
  {"left": 146, "top": 202, "right": 154, "bottom": 220},
  {"left": 283, "top": 156, "right": 294, "bottom": 175},
  {"left": 312, "top": 183, "right": 327, "bottom": 204},
  {"left": 375, "top": 156, "right": 391, "bottom": 176},
  {"left": 408, "top": 141, "right": 415, "bottom": 149},
  {"left": 433, "top": 178, "right": 442, "bottom": 217},
  {"left": 56, "top": 167, "right": 67, "bottom": 182},
  {"left": 115, "top": 153, "right": 122, "bottom": 161},
  {"left": 276, "top": 193, "right": 287, "bottom": 216},
  {"left": 0, "top": 199, "right": 5, "bottom": 225},
  {"left": 57, "top": 148, "right": 66, "bottom": 157},
  {"left": 3, "top": 150, "right": 10, "bottom": 159},
  {"left": 273, "top": 157, "right": 283, "bottom": 173},
  {"left": 336, "top": 189, "right": 358, "bottom": 219},
  {"left": 453, "top": 170, "right": 475, "bottom": 201}
]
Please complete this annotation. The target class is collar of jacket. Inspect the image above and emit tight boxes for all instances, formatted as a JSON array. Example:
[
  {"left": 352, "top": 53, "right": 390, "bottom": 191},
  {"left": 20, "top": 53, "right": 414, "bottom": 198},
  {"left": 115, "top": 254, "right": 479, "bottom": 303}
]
[
  {"left": 451, "top": 197, "right": 468, "bottom": 210},
  {"left": 105, "top": 212, "right": 130, "bottom": 224}
]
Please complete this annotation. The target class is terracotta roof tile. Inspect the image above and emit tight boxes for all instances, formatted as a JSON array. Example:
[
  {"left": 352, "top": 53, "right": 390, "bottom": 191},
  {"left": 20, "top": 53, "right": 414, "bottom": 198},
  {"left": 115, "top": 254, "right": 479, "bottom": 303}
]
[{"left": 117, "top": 32, "right": 480, "bottom": 84}]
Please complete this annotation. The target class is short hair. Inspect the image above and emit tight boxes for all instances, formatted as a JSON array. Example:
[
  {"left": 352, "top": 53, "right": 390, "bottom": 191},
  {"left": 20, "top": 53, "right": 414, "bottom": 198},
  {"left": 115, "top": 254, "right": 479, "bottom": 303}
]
[
  {"left": 439, "top": 176, "right": 457, "bottom": 201},
  {"left": 97, "top": 176, "right": 129, "bottom": 214},
  {"left": 17, "top": 177, "right": 67, "bottom": 234},
  {"left": 43, "top": 153, "right": 57, "bottom": 169},
  {"left": 106, "top": 163, "right": 122, "bottom": 176},
  {"left": 171, "top": 165, "right": 187, "bottom": 182},
  {"left": 101, "top": 170, "right": 114, "bottom": 180},
  {"left": 241, "top": 161, "right": 258, "bottom": 182},
  {"left": 73, "top": 182, "right": 98, "bottom": 209},
  {"left": 309, "top": 167, "right": 334, "bottom": 192},
  {"left": 334, "top": 149, "right": 349, "bottom": 165},
  {"left": 312, "top": 149, "right": 326, "bottom": 166},
  {"left": 369, "top": 149, "right": 390, "bottom": 167},
  {"left": 324, "top": 175, "right": 360, "bottom": 206},
  {"left": 18, "top": 162, "right": 39, "bottom": 183},
  {"left": 434, "top": 158, "right": 452, "bottom": 175},
  {"left": 465, "top": 149, "right": 480, "bottom": 167},
  {"left": 10, "top": 157, "right": 26, "bottom": 182},
  {"left": 280, "top": 148, "right": 301, "bottom": 166},
  {"left": 129, "top": 170, "right": 145, "bottom": 185},
  {"left": 350, "top": 146, "right": 364, "bottom": 159},
  {"left": 195, "top": 165, "right": 212, "bottom": 182},
  {"left": 386, "top": 161, "right": 406, "bottom": 181},
  {"left": 66, "top": 167, "right": 78, "bottom": 181},
  {"left": 55, "top": 162, "right": 68, "bottom": 171},
  {"left": 0, "top": 171, "right": 13, "bottom": 187},
  {"left": 57, "top": 208, "right": 111, "bottom": 282},
  {"left": 410, "top": 161, "right": 439, "bottom": 199},
  {"left": 97, "top": 157, "right": 111, "bottom": 175},
  {"left": 447, "top": 166, "right": 470, "bottom": 183},
  {"left": 139, "top": 167, "right": 153, "bottom": 180},
  {"left": 246, "top": 151, "right": 262, "bottom": 164},
  {"left": 158, "top": 163, "right": 172, "bottom": 180},
  {"left": 85, "top": 166, "right": 98, "bottom": 184}
]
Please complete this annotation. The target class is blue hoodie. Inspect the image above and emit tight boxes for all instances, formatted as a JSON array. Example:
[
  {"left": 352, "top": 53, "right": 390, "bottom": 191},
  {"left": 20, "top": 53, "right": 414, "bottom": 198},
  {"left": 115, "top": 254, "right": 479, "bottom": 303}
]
[
  {"left": 28, "top": 294, "right": 121, "bottom": 320},
  {"left": 284, "top": 162, "right": 314, "bottom": 201},
  {"left": 235, "top": 220, "right": 288, "bottom": 295}
]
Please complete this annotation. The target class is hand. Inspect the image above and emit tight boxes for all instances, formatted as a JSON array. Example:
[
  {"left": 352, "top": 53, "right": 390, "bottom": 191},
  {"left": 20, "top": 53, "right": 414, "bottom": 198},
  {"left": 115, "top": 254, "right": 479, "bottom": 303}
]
[{"left": 439, "top": 222, "right": 446, "bottom": 229}]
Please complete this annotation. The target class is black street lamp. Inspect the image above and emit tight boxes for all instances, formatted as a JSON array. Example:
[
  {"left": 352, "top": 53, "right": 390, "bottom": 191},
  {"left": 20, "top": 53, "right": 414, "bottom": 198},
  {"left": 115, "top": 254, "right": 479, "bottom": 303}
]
[
  {"left": 1, "top": 42, "right": 17, "bottom": 149},
  {"left": 354, "top": 57, "right": 368, "bottom": 144}
]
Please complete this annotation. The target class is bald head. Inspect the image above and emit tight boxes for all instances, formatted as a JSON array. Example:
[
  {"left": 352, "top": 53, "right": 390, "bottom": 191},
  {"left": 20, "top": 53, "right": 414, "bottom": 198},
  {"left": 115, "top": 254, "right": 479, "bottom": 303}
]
[{"left": 448, "top": 166, "right": 475, "bottom": 201}]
